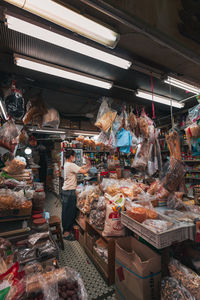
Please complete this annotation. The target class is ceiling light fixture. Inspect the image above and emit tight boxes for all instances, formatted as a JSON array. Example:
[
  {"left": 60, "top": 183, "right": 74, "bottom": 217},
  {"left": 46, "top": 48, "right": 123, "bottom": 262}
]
[
  {"left": 0, "top": 100, "right": 9, "bottom": 120},
  {"left": 6, "top": 15, "right": 131, "bottom": 69},
  {"left": 4, "top": 0, "right": 119, "bottom": 48},
  {"left": 25, "top": 147, "right": 32, "bottom": 155},
  {"left": 73, "top": 132, "right": 99, "bottom": 137},
  {"left": 136, "top": 89, "right": 184, "bottom": 109},
  {"left": 29, "top": 128, "right": 66, "bottom": 134},
  {"left": 14, "top": 56, "right": 113, "bottom": 89},
  {"left": 164, "top": 76, "right": 200, "bottom": 94}
]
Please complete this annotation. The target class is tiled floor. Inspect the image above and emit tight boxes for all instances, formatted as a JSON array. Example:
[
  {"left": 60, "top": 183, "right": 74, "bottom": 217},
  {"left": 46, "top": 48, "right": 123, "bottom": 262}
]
[{"left": 45, "top": 193, "right": 116, "bottom": 300}]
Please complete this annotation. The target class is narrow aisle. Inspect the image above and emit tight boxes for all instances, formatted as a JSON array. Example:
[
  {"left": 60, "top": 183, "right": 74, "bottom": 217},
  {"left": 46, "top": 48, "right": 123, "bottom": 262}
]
[{"left": 45, "top": 193, "right": 115, "bottom": 300}]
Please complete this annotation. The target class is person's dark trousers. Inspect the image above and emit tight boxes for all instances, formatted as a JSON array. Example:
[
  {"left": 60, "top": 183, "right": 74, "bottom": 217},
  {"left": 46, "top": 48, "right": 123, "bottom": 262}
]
[{"left": 61, "top": 189, "right": 77, "bottom": 233}]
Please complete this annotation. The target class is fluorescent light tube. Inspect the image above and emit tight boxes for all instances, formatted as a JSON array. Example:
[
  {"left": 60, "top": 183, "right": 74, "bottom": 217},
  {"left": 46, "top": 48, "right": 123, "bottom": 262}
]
[
  {"left": 30, "top": 128, "right": 66, "bottom": 134},
  {"left": 6, "top": 15, "right": 131, "bottom": 69},
  {"left": 74, "top": 132, "right": 99, "bottom": 137},
  {"left": 164, "top": 76, "right": 200, "bottom": 94},
  {"left": 15, "top": 56, "right": 112, "bottom": 89},
  {"left": 136, "top": 89, "right": 184, "bottom": 109},
  {"left": 4, "top": 0, "right": 119, "bottom": 48},
  {"left": 0, "top": 100, "right": 9, "bottom": 120}
]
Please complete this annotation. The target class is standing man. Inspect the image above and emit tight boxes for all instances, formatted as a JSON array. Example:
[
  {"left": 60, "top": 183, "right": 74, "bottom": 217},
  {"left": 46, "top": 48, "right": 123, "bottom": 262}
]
[{"left": 62, "top": 149, "right": 90, "bottom": 240}]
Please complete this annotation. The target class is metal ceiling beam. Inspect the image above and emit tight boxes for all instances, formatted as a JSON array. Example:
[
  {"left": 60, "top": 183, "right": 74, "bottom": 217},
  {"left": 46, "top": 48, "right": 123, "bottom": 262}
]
[{"left": 80, "top": 0, "right": 200, "bottom": 68}]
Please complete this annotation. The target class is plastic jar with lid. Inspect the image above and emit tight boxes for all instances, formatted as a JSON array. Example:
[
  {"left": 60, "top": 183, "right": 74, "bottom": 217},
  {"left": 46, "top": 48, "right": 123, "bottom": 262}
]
[
  {"left": 32, "top": 218, "right": 49, "bottom": 232},
  {"left": 109, "top": 171, "right": 117, "bottom": 179}
]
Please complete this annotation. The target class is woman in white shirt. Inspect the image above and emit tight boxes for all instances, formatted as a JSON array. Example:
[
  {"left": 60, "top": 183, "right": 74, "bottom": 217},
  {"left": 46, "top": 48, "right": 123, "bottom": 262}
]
[{"left": 62, "top": 150, "right": 90, "bottom": 240}]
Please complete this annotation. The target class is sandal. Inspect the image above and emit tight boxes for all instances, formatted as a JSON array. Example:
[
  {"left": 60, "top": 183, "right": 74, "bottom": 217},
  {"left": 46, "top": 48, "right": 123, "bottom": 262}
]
[{"left": 63, "top": 233, "right": 75, "bottom": 241}]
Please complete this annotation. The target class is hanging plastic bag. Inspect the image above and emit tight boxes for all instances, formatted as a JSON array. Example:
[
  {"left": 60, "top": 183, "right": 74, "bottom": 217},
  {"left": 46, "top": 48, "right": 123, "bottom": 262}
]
[
  {"left": 162, "top": 158, "right": 185, "bottom": 192},
  {"left": 42, "top": 108, "right": 60, "bottom": 128},
  {"left": 95, "top": 98, "right": 117, "bottom": 132},
  {"left": 129, "top": 111, "right": 137, "bottom": 130},
  {"left": 116, "top": 128, "right": 132, "bottom": 153},
  {"left": 5, "top": 81, "right": 25, "bottom": 120},
  {"left": 188, "top": 104, "right": 200, "bottom": 124},
  {"left": 23, "top": 97, "right": 47, "bottom": 128},
  {"left": 132, "top": 140, "right": 150, "bottom": 170},
  {"left": 0, "top": 120, "right": 19, "bottom": 152},
  {"left": 166, "top": 129, "right": 182, "bottom": 160},
  {"left": 18, "top": 128, "right": 29, "bottom": 145},
  {"left": 138, "top": 112, "right": 153, "bottom": 138},
  {"left": 185, "top": 124, "right": 200, "bottom": 151}
]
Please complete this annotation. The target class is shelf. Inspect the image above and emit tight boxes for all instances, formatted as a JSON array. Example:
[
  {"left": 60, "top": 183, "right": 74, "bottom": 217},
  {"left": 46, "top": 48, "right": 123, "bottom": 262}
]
[
  {"left": 185, "top": 177, "right": 200, "bottom": 180},
  {"left": 75, "top": 218, "right": 86, "bottom": 231},
  {"left": 186, "top": 170, "right": 200, "bottom": 173},
  {"left": 183, "top": 160, "right": 200, "bottom": 163}
]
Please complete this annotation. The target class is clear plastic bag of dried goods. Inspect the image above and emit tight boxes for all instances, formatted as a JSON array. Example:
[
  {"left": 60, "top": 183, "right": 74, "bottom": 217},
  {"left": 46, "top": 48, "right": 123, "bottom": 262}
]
[
  {"left": 0, "top": 120, "right": 19, "bottom": 152},
  {"left": 169, "top": 259, "right": 200, "bottom": 300},
  {"left": 138, "top": 112, "right": 153, "bottom": 139},
  {"left": 162, "top": 158, "right": 185, "bottom": 192},
  {"left": 43, "top": 108, "right": 60, "bottom": 129},
  {"left": 28, "top": 232, "right": 49, "bottom": 246},
  {"left": 5, "top": 83, "right": 25, "bottom": 120},
  {"left": 9, "top": 267, "right": 88, "bottom": 300},
  {"left": 161, "top": 277, "right": 195, "bottom": 300},
  {"left": 3, "top": 156, "right": 26, "bottom": 175},
  {"left": 19, "top": 128, "right": 29, "bottom": 145},
  {"left": 188, "top": 104, "right": 200, "bottom": 124},
  {"left": 129, "top": 111, "right": 137, "bottom": 130},
  {"left": 132, "top": 140, "right": 150, "bottom": 170},
  {"left": 143, "top": 219, "right": 173, "bottom": 233},
  {"left": 165, "top": 129, "right": 182, "bottom": 160},
  {"left": 23, "top": 97, "right": 47, "bottom": 128},
  {"left": 89, "top": 196, "right": 106, "bottom": 231},
  {"left": 95, "top": 98, "right": 117, "bottom": 132}
]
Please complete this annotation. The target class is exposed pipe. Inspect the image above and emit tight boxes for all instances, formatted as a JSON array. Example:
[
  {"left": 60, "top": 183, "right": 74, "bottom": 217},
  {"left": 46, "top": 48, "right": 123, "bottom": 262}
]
[
  {"left": 80, "top": 0, "right": 200, "bottom": 67},
  {"left": 180, "top": 94, "right": 198, "bottom": 103}
]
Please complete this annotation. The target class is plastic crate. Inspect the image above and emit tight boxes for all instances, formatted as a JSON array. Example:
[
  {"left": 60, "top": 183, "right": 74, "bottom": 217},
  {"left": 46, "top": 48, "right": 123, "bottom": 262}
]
[{"left": 121, "top": 212, "right": 194, "bottom": 249}]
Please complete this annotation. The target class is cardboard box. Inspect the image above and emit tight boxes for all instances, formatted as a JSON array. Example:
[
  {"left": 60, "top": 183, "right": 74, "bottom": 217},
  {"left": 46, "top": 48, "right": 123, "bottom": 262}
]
[{"left": 115, "top": 237, "right": 161, "bottom": 300}]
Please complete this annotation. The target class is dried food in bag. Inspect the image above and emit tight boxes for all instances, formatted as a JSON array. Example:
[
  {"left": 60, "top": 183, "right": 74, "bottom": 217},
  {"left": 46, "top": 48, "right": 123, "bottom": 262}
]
[
  {"left": 166, "top": 130, "right": 182, "bottom": 160},
  {"left": 23, "top": 97, "right": 47, "bottom": 128},
  {"left": 95, "top": 98, "right": 117, "bottom": 132},
  {"left": 5, "top": 85, "right": 25, "bottom": 120},
  {"left": 143, "top": 219, "right": 173, "bottom": 233},
  {"left": 163, "top": 158, "right": 185, "bottom": 192},
  {"left": 19, "top": 128, "right": 29, "bottom": 145},
  {"left": 28, "top": 232, "right": 49, "bottom": 246},
  {"left": 138, "top": 115, "right": 149, "bottom": 138},
  {"left": 24, "top": 261, "right": 43, "bottom": 275},
  {"left": 132, "top": 140, "right": 150, "bottom": 170},
  {"left": 43, "top": 108, "right": 60, "bottom": 128},
  {"left": 169, "top": 259, "right": 200, "bottom": 300},
  {"left": 0, "top": 120, "right": 19, "bottom": 152},
  {"left": 129, "top": 112, "right": 137, "bottom": 130},
  {"left": 36, "top": 240, "right": 57, "bottom": 259},
  {"left": 161, "top": 277, "right": 195, "bottom": 300},
  {"left": 3, "top": 156, "right": 26, "bottom": 175}
]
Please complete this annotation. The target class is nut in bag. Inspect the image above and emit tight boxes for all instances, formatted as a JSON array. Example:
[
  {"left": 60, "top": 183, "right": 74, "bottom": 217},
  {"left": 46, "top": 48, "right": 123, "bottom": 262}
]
[{"left": 95, "top": 98, "right": 117, "bottom": 132}]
